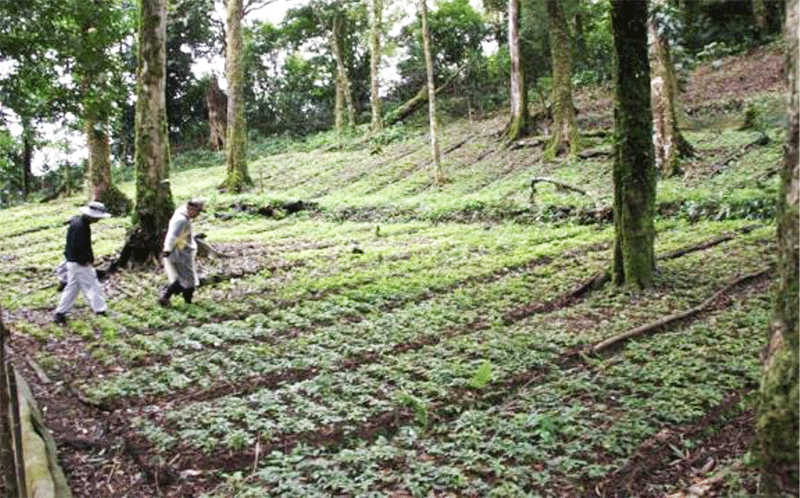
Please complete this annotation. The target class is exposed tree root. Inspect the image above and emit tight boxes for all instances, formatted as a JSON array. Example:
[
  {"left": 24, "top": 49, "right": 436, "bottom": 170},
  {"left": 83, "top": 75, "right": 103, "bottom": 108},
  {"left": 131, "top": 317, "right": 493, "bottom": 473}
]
[
  {"left": 709, "top": 132, "right": 770, "bottom": 175},
  {"left": 589, "top": 391, "right": 752, "bottom": 498},
  {"left": 505, "top": 228, "right": 766, "bottom": 324},
  {"left": 590, "top": 267, "right": 771, "bottom": 354},
  {"left": 530, "top": 176, "right": 598, "bottom": 207}
]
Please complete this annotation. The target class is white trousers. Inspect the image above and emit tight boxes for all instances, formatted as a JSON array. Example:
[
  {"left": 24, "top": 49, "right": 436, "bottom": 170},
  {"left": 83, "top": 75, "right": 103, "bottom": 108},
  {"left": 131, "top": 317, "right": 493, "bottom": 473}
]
[{"left": 55, "top": 262, "right": 107, "bottom": 314}]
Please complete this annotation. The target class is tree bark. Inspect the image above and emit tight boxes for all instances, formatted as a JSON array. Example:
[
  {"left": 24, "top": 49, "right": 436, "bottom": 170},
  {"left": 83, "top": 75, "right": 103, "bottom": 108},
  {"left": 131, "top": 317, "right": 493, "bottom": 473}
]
[
  {"left": 504, "top": 0, "right": 529, "bottom": 141},
  {"left": 85, "top": 117, "right": 131, "bottom": 216},
  {"left": 419, "top": 0, "right": 443, "bottom": 185},
  {"left": 221, "top": 0, "right": 253, "bottom": 192},
  {"left": 610, "top": 0, "right": 657, "bottom": 288},
  {"left": 753, "top": 0, "right": 767, "bottom": 42},
  {"left": 330, "top": 11, "right": 355, "bottom": 131},
  {"left": 132, "top": 0, "right": 174, "bottom": 263},
  {"left": 206, "top": 76, "right": 227, "bottom": 151},
  {"left": 0, "top": 311, "right": 18, "bottom": 497},
  {"left": 545, "top": 0, "right": 579, "bottom": 159},
  {"left": 21, "top": 131, "right": 32, "bottom": 199},
  {"left": 648, "top": 0, "right": 693, "bottom": 178},
  {"left": 369, "top": 0, "right": 383, "bottom": 133},
  {"left": 757, "top": 0, "right": 799, "bottom": 492}
]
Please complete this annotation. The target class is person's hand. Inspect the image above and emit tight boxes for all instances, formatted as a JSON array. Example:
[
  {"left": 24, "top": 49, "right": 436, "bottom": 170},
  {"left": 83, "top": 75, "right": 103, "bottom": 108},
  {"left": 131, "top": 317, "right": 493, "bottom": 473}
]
[{"left": 162, "top": 250, "right": 171, "bottom": 258}]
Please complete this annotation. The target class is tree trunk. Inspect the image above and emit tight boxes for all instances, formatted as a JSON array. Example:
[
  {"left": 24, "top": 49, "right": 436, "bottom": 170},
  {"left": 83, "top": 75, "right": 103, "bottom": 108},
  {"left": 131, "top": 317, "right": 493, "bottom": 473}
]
[
  {"left": 21, "top": 131, "right": 32, "bottom": 199},
  {"left": 331, "top": 12, "right": 355, "bottom": 131},
  {"left": 132, "top": 0, "right": 174, "bottom": 264},
  {"left": 649, "top": 0, "right": 693, "bottom": 178},
  {"left": 0, "top": 311, "right": 18, "bottom": 497},
  {"left": 757, "top": 0, "right": 799, "bottom": 492},
  {"left": 420, "top": 0, "right": 443, "bottom": 185},
  {"left": 545, "top": 0, "right": 579, "bottom": 159},
  {"left": 86, "top": 117, "right": 131, "bottom": 216},
  {"left": 611, "top": 0, "right": 657, "bottom": 289},
  {"left": 221, "top": 0, "right": 252, "bottom": 192},
  {"left": 369, "top": 0, "right": 383, "bottom": 133},
  {"left": 753, "top": 0, "right": 767, "bottom": 42},
  {"left": 384, "top": 68, "right": 463, "bottom": 126},
  {"left": 504, "top": 0, "right": 529, "bottom": 141},
  {"left": 206, "top": 76, "right": 227, "bottom": 151}
]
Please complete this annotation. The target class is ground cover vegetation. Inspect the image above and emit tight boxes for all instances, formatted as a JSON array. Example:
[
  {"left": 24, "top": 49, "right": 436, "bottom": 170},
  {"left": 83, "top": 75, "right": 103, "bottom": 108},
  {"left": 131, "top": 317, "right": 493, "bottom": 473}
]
[
  {"left": 0, "top": 38, "right": 789, "bottom": 497},
  {"left": 1, "top": 0, "right": 795, "bottom": 494}
]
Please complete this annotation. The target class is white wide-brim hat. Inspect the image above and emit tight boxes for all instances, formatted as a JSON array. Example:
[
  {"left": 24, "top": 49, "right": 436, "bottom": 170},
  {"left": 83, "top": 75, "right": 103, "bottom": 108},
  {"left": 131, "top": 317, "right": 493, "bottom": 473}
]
[{"left": 79, "top": 201, "right": 111, "bottom": 219}]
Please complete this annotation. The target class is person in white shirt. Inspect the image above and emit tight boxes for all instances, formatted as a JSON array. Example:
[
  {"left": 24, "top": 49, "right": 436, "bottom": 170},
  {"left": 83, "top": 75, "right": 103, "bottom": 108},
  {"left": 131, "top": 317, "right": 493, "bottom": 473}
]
[{"left": 159, "top": 199, "right": 204, "bottom": 307}]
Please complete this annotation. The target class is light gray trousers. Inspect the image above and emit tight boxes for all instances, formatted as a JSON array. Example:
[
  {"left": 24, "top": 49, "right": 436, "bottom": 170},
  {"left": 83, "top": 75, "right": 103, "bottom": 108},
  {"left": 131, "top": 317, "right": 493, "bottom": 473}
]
[{"left": 55, "top": 262, "right": 107, "bottom": 314}]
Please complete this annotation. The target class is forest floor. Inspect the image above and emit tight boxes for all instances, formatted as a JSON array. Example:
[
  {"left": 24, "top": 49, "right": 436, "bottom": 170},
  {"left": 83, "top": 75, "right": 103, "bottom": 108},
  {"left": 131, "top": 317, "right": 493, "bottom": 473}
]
[{"left": 0, "top": 44, "right": 790, "bottom": 498}]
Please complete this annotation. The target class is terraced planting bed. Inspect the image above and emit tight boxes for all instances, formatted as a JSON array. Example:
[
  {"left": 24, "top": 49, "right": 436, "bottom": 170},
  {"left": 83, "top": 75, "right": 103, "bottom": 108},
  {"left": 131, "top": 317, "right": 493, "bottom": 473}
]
[{"left": 0, "top": 46, "right": 785, "bottom": 497}]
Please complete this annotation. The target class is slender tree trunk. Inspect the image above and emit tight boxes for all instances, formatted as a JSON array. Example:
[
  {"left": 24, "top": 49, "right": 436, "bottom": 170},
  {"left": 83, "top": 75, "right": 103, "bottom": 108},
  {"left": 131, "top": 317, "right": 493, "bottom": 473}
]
[
  {"left": 334, "top": 74, "right": 345, "bottom": 147},
  {"left": 369, "top": 0, "right": 383, "bottom": 133},
  {"left": 504, "top": 0, "right": 529, "bottom": 141},
  {"left": 206, "top": 76, "right": 227, "bottom": 151},
  {"left": 649, "top": 0, "right": 693, "bottom": 178},
  {"left": 757, "top": 0, "right": 799, "bottom": 493},
  {"left": 21, "top": 130, "right": 32, "bottom": 199},
  {"left": 610, "top": 0, "right": 657, "bottom": 289},
  {"left": 420, "top": 0, "right": 443, "bottom": 185},
  {"left": 546, "top": 0, "right": 579, "bottom": 159},
  {"left": 132, "top": 0, "right": 174, "bottom": 262},
  {"left": 222, "top": 0, "right": 252, "bottom": 192},
  {"left": 753, "top": 0, "right": 767, "bottom": 42},
  {"left": 330, "top": 12, "right": 355, "bottom": 132}
]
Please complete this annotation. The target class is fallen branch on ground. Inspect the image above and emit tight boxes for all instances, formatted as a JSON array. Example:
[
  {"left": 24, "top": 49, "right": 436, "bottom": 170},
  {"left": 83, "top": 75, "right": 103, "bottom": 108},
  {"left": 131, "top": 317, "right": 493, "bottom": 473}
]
[{"left": 591, "top": 267, "right": 771, "bottom": 354}]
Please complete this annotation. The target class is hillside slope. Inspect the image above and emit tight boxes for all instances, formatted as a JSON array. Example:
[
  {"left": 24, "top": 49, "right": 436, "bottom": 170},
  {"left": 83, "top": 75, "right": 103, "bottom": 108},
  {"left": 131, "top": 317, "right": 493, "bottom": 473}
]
[{"left": 0, "top": 45, "right": 788, "bottom": 498}]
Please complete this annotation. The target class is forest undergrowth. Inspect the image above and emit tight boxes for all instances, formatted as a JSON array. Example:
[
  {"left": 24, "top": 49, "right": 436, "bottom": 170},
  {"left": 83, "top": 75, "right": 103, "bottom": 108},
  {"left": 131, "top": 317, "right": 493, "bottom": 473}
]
[{"left": 0, "top": 46, "right": 787, "bottom": 497}]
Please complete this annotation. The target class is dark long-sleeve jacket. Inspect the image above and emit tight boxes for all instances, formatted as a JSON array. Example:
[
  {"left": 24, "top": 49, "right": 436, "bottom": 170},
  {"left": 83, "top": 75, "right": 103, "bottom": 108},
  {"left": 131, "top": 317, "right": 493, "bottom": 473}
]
[{"left": 64, "top": 215, "right": 94, "bottom": 265}]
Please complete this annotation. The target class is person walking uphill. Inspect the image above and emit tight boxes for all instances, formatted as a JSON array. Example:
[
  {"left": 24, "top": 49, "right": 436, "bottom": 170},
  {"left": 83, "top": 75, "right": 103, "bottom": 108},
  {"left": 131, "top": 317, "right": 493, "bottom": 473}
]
[
  {"left": 159, "top": 199, "right": 204, "bottom": 307},
  {"left": 54, "top": 201, "right": 112, "bottom": 324}
]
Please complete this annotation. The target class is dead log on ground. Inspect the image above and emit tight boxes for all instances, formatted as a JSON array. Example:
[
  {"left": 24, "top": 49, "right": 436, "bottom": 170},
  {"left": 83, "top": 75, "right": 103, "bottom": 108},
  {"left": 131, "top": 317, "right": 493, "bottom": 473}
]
[
  {"left": 591, "top": 267, "right": 771, "bottom": 354},
  {"left": 384, "top": 67, "right": 465, "bottom": 126}
]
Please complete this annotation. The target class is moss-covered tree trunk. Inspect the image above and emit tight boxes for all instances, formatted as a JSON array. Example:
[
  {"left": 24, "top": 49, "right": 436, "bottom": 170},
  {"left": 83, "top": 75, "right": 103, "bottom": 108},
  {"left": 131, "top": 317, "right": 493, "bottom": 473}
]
[
  {"left": 420, "top": 0, "right": 443, "bottom": 185},
  {"left": 0, "top": 310, "right": 17, "bottom": 497},
  {"left": 331, "top": 12, "right": 355, "bottom": 131},
  {"left": 221, "top": 0, "right": 252, "bottom": 193},
  {"left": 610, "top": 0, "right": 657, "bottom": 289},
  {"left": 369, "top": 0, "right": 383, "bottom": 133},
  {"left": 757, "top": 0, "right": 799, "bottom": 492},
  {"left": 753, "top": 0, "right": 767, "bottom": 42},
  {"left": 545, "top": 0, "right": 579, "bottom": 159},
  {"left": 131, "top": 0, "right": 174, "bottom": 264},
  {"left": 85, "top": 116, "right": 131, "bottom": 216},
  {"left": 648, "top": 0, "right": 693, "bottom": 178},
  {"left": 206, "top": 75, "right": 227, "bottom": 151},
  {"left": 504, "top": 0, "right": 529, "bottom": 142}
]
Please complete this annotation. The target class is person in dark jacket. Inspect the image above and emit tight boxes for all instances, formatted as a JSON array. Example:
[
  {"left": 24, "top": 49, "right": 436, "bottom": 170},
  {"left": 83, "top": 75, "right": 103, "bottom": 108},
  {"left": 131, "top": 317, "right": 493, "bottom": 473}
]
[{"left": 54, "top": 201, "right": 111, "bottom": 323}]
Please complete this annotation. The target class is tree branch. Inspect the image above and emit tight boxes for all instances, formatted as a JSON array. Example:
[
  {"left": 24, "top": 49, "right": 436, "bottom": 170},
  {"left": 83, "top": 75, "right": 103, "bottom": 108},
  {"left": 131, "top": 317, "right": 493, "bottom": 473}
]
[{"left": 591, "top": 268, "right": 771, "bottom": 354}]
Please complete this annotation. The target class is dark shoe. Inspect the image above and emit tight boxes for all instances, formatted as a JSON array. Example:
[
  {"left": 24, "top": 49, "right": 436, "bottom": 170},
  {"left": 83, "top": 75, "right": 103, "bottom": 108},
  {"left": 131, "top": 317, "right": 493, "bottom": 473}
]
[
  {"left": 54, "top": 313, "right": 67, "bottom": 324},
  {"left": 158, "top": 297, "right": 171, "bottom": 308},
  {"left": 96, "top": 311, "right": 107, "bottom": 316}
]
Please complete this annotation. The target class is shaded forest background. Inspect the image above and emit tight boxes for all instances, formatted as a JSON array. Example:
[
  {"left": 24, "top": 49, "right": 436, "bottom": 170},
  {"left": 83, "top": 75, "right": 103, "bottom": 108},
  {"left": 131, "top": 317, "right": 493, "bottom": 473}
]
[{"left": 0, "top": 0, "right": 787, "bottom": 203}]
